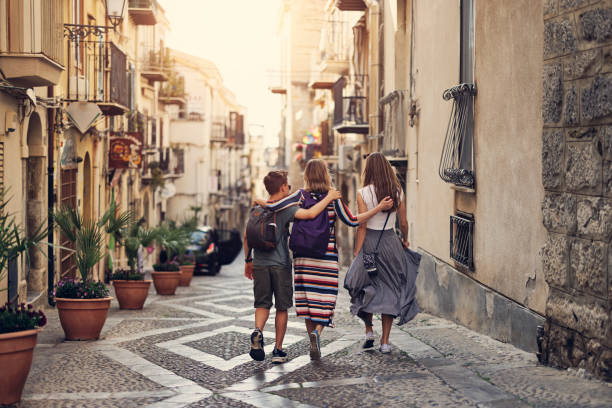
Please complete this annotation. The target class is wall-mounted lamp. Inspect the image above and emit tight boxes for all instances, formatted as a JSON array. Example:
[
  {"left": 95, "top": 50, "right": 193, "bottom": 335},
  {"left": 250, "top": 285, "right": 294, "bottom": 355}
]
[{"left": 64, "top": 0, "right": 127, "bottom": 40}]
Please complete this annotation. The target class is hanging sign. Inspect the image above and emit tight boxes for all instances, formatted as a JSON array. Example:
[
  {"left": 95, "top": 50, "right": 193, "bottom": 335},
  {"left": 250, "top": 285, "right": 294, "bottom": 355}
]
[{"left": 109, "top": 132, "right": 142, "bottom": 169}]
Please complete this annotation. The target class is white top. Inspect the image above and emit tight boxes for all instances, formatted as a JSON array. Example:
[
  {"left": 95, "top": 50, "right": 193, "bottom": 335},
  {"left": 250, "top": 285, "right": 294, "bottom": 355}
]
[{"left": 359, "top": 184, "right": 402, "bottom": 230}]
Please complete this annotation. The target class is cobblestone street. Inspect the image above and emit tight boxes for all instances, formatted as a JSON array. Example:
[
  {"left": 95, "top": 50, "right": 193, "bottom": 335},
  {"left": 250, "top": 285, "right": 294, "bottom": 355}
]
[{"left": 20, "top": 255, "right": 612, "bottom": 408}]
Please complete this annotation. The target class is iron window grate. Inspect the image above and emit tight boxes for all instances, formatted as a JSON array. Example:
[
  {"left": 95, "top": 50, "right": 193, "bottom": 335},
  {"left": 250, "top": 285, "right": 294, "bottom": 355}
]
[
  {"left": 450, "top": 211, "right": 474, "bottom": 271},
  {"left": 439, "top": 83, "right": 476, "bottom": 188}
]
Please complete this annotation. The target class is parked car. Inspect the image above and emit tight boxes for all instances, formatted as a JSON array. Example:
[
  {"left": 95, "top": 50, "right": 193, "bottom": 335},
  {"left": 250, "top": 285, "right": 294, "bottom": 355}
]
[{"left": 186, "top": 227, "right": 242, "bottom": 275}]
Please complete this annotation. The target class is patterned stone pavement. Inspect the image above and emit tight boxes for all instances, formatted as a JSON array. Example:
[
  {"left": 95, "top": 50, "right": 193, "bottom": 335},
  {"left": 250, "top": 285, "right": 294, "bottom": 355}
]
[{"left": 18, "top": 255, "right": 612, "bottom": 408}]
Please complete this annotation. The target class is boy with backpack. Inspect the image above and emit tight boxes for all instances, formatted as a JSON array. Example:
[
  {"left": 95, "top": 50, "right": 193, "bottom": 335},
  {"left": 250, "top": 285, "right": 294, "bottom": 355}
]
[{"left": 244, "top": 170, "right": 340, "bottom": 363}]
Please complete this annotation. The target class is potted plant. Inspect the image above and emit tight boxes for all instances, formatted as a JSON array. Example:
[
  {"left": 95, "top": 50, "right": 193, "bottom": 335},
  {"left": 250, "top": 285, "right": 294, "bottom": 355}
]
[
  {"left": 178, "top": 216, "right": 198, "bottom": 287},
  {"left": 111, "top": 221, "right": 156, "bottom": 309},
  {"left": 0, "top": 190, "right": 48, "bottom": 405},
  {"left": 151, "top": 224, "right": 187, "bottom": 295},
  {"left": 52, "top": 202, "right": 129, "bottom": 340}
]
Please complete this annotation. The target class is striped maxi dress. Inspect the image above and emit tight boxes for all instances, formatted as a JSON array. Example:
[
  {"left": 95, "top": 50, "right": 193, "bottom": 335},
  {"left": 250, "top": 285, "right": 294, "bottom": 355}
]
[
  {"left": 264, "top": 191, "right": 359, "bottom": 327},
  {"left": 294, "top": 193, "right": 359, "bottom": 327}
]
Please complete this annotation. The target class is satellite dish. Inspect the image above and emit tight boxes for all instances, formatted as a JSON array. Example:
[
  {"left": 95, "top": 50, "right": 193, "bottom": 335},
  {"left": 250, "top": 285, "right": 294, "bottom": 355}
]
[{"left": 160, "top": 183, "right": 176, "bottom": 198}]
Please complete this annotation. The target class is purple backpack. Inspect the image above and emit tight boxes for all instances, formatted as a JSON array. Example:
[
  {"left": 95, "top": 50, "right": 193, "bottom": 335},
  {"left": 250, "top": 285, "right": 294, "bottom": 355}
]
[{"left": 289, "top": 190, "right": 330, "bottom": 258}]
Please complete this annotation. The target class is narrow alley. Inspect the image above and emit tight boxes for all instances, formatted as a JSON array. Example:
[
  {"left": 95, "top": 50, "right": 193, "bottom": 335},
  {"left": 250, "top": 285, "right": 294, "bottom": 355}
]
[{"left": 19, "top": 256, "right": 612, "bottom": 408}]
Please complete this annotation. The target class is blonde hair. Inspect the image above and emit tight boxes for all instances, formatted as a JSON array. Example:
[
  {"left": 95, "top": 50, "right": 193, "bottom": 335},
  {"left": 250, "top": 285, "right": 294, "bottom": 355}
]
[{"left": 304, "top": 159, "right": 331, "bottom": 193}]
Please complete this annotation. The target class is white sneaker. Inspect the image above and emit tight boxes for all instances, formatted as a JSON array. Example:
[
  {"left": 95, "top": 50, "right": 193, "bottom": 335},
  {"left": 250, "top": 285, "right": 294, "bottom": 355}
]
[
  {"left": 363, "top": 332, "right": 375, "bottom": 349},
  {"left": 379, "top": 343, "right": 392, "bottom": 354}
]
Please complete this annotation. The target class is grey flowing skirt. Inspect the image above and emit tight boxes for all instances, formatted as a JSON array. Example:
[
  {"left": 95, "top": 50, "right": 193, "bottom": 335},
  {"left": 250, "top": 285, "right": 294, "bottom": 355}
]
[{"left": 344, "top": 229, "right": 421, "bottom": 325}]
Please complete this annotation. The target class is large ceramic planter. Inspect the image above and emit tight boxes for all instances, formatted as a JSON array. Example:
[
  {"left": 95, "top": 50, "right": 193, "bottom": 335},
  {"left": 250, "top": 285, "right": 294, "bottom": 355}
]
[
  {"left": 112, "top": 280, "right": 152, "bottom": 309},
  {"left": 179, "top": 264, "right": 194, "bottom": 286},
  {"left": 0, "top": 328, "right": 39, "bottom": 405},
  {"left": 151, "top": 271, "right": 181, "bottom": 295},
  {"left": 55, "top": 297, "right": 112, "bottom": 340}
]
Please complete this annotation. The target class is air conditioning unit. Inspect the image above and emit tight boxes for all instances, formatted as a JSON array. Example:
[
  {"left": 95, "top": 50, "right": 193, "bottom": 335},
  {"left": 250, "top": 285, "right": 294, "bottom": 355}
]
[
  {"left": 338, "top": 145, "right": 355, "bottom": 172},
  {"left": 69, "top": 76, "right": 89, "bottom": 100}
]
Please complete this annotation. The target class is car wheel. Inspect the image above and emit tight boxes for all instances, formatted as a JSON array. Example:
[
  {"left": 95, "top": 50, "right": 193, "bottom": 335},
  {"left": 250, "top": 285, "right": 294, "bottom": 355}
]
[{"left": 211, "top": 261, "right": 221, "bottom": 275}]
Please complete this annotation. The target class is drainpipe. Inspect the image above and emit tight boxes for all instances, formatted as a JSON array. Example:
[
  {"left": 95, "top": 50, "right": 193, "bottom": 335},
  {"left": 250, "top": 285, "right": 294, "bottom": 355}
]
[
  {"left": 47, "top": 86, "right": 55, "bottom": 306},
  {"left": 364, "top": 0, "right": 381, "bottom": 153}
]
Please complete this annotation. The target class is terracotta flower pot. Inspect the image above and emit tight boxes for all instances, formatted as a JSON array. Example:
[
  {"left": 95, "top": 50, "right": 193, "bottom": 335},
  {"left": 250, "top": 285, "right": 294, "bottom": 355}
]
[
  {"left": 55, "top": 297, "right": 112, "bottom": 340},
  {"left": 112, "top": 280, "right": 152, "bottom": 309},
  {"left": 151, "top": 271, "right": 181, "bottom": 295},
  {"left": 179, "top": 264, "right": 195, "bottom": 286},
  {"left": 0, "top": 328, "right": 39, "bottom": 405}
]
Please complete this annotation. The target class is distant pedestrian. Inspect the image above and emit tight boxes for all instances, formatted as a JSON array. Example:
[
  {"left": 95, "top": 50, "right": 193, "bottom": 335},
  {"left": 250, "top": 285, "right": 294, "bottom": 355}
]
[
  {"left": 263, "top": 159, "right": 392, "bottom": 360},
  {"left": 344, "top": 152, "right": 421, "bottom": 354},
  {"left": 244, "top": 170, "right": 340, "bottom": 364}
]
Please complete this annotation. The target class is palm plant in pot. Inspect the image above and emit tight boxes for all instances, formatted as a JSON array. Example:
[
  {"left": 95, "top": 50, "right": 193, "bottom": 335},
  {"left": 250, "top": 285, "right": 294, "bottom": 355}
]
[
  {"left": 52, "top": 203, "right": 130, "bottom": 340},
  {"left": 151, "top": 224, "right": 188, "bottom": 295},
  {"left": 111, "top": 220, "right": 156, "bottom": 309},
  {"left": 177, "top": 217, "right": 198, "bottom": 286},
  {"left": 0, "top": 190, "right": 48, "bottom": 405}
]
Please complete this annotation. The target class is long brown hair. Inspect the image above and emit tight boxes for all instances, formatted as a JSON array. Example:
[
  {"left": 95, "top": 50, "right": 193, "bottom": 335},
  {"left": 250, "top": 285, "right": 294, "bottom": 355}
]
[
  {"left": 304, "top": 159, "right": 331, "bottom": 193},
  {"left": 363, "top": 152, "right": 402, "bottom": 210}
]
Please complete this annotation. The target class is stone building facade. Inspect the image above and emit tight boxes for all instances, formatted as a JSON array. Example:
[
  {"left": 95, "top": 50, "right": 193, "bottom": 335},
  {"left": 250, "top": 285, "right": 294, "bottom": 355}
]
[{"left": 541, "top": 0, "right": 612, "bottom": 380}]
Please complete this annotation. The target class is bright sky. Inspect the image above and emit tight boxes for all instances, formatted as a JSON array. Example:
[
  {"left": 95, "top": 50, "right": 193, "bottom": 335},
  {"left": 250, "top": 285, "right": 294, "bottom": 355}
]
[{"left": 158, "top": 0, "right": 282, "bottom": 145}]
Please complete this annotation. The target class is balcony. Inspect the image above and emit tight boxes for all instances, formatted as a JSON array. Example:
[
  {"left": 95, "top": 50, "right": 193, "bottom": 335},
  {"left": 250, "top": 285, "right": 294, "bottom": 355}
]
[
  {"left": 128, "top": 0, "right": 158, "bottom": 25},
  {"left": 228, "top": 112, "right": 245, "bottom": 146},
  {"left": 319, "top": 20, "right": 351, "bottom": 75},
  {"left": 0, "top": 0, "right": 65, "bottom": 87},
  {"left": 66, "top": 42, "right": 128, "bottom": 116},
  {"left": 332, "top": 76, "right": 369, "bottom": 134},
  {"left": 211, "top": 117, "right": 227, "bottom": 143},
  {"left": 140, "top": 46, "right": 170, "bottom": 82},
  {"left": 159, "top": 72, "right": 187, "bottom": 106},
  {"left": 159, "top": 147, "right": 184, "bottom": 179},
  {"left": 308, "top": 51, "right": 337, "bottom": 90},
  {"left": 380, "top": 90, "right": 408, "bottom": 159},
  {"left": 335, "top": 0, "right": 367, "bottom": 11}
]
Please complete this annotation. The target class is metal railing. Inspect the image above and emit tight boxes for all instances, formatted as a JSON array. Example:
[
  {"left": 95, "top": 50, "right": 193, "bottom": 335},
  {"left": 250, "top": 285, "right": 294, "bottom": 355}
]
[
  {"left": 212, "top": 117, "right": 227, "bottom": 141},
  {"left": 450, "top": 212, "right": 474, "bottom": 271},
  {"left": 439, "top": 83, "right": 476, "bottom": 188},
  {"left": 160, "top": 73, "right": 185, "bottom": 98},
  {"left": 140, "top": 46, "right": 172, "bottom": 73},
  {"left": 332, "top": 76, "right": 368, "bottom": 128},
  {"left": 320, "top": 20, "right": 351, "bottom": 63}
]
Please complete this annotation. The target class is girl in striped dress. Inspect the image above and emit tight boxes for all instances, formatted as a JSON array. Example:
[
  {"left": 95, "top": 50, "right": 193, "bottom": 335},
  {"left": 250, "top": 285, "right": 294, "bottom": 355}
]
[{"left": 267, "top": 159, "right": 392, "bottom": 360}]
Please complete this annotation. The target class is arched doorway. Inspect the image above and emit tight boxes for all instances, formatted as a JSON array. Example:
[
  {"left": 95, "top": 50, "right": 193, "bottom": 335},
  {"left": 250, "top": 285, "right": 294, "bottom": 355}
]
[
  {"left": 26, "top": 113, "right": 45, "bottom": 293},
  {"left": 83, "top": 153, "right": 92, "bottom": 221}
]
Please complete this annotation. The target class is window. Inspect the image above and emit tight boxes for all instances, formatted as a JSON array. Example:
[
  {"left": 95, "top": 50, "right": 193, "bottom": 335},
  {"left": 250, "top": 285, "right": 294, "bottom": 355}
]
[
  {"left": 438, "top": 0, "right": 476, "bottom": 188},
  {"left": 450, "top": 211, "right": 474, "bottom": 271}
]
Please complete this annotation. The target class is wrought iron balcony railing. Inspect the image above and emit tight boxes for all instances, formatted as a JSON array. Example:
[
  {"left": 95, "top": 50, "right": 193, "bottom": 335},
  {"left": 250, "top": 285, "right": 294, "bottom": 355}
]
[
  {"left": 319, "top": 20, "right": 351, "bottom": 74},
  {"left": 211, "top": 117, "right": 227, "bottom": 142},
  {"left": 140, "top": 46, "right": 171, "bottom": 82},
  {"left": 332, "top": 76, "right": 369, "bottom": 134},
  {"left": 65, "top": 41, "right": 128, "bottom": 116}
]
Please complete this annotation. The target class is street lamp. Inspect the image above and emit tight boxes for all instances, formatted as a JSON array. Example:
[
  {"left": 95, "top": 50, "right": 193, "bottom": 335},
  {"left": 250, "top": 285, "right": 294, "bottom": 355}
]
[{"left": 105, "top": 0, "right": 127, "bottom": 29}]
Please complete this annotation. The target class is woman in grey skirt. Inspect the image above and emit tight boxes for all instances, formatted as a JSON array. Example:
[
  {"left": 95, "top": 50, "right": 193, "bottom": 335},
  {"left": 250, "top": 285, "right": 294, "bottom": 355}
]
[{"left": 344, "top": 153, "right": 421, "bottom": 353}]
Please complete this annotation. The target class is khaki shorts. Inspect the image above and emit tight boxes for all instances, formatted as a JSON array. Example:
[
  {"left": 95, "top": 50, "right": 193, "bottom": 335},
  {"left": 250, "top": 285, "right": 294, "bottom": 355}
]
[{"left": 252, "top": 265, "right": 293, "bottom": 311}]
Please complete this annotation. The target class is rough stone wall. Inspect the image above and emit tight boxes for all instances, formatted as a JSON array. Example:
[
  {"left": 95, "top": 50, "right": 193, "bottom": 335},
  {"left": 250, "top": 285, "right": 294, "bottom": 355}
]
[{"left": 541, "top": 0, "right": 612, "bottom": 381}]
